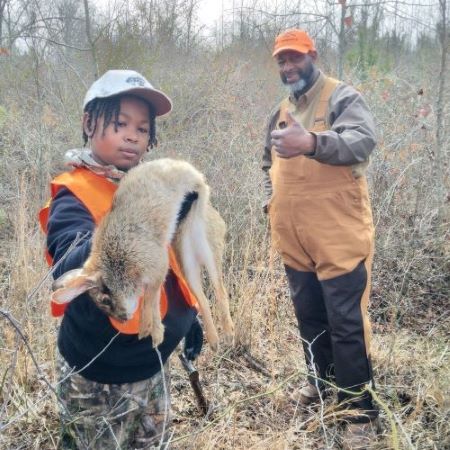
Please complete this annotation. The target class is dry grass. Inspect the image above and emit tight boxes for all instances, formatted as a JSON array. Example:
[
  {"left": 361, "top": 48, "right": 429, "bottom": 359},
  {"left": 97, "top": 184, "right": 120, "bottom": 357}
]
[{"left": 0, "top": 47, "right": 448, "bottom": 449}]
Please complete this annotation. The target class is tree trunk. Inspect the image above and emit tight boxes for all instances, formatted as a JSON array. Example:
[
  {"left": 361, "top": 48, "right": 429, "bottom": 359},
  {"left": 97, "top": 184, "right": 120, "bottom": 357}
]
[
  {"left": 0, "top": 0, "right": 6, "bottom": 47},
  {"left": 337, "top": 1, "right": 346, "bottom": 79},
  {"left": 82, "top": 0, "right": 98, "bottom": 79},
  {"left": 435, "top": 0, "right": 448, "bottom": 224}
]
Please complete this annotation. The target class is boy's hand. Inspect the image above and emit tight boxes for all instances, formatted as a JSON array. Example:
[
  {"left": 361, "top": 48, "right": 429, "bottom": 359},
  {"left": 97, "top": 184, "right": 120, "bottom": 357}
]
[
  {"left": 270, "top": 112, "right": 316, "bottom": 158},
  {"left": 184, "top": 317, "right": 203, "bottom": 361}
]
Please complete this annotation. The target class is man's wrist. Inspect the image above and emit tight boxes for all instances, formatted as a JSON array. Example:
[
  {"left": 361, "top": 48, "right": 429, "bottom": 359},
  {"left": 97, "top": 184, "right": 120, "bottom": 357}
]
[{"left": 303, "top": 132, "right": 317, "bottom": 156}]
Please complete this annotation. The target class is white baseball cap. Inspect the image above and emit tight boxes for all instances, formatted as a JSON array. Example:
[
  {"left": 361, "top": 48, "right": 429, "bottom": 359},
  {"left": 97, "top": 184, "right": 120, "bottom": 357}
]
[{"left": 83, "top": 69, "right": 172, "bottom": 117}]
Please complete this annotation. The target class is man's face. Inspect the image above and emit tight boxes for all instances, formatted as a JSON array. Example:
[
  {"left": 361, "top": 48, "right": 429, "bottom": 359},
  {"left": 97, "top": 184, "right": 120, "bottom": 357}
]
[
  {"left": 276, "top": 50, "right": 316, "bottom": 91},
  {"left": 85, "top": 96, "right": 151, "bottom": 171}
]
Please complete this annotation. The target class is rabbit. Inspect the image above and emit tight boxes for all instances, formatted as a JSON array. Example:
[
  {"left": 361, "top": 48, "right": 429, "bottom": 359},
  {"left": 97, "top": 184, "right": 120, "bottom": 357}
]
[{"left": 51, "top": 158, "right": 234, "bottom": 350}]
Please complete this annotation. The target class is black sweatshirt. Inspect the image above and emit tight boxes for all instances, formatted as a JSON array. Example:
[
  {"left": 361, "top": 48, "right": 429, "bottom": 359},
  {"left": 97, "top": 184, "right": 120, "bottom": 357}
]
[{"left": 47, "top": 187, "right": 196, "bottom": 384}]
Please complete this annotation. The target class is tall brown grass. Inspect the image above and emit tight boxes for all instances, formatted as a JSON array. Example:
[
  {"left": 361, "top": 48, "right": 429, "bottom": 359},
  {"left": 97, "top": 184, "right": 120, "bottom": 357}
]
[{"left": 0, "top": 46, "right": 448, "bottom": 449}]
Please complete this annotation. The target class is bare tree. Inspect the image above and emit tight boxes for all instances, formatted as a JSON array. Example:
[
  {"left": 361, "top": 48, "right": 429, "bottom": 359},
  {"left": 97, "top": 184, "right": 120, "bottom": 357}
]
[
  {"left": 185, "top": 0, "right": 200, "bottom": 52},
  {"left": 0, "top": 0, "right": 7, "bottom": 46},
  {"left": 337, "top": 0, "right": 348, "bottom": 79},
  {"left": 435, "top": 0, "right": 449, "bottom": 223},
  {"left": 82, "top": 0, "right": 98, "bottom": 78}
]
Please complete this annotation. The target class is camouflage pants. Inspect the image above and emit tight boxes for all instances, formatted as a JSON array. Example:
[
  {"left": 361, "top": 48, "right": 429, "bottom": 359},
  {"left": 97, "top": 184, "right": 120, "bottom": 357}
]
[{"left": 56, "top": 351, "right": 172, "bottom": 450}]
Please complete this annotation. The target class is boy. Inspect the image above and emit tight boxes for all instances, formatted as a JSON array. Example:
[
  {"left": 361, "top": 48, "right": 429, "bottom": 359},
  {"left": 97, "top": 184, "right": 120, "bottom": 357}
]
[{"left": 39, "top": 70, "right": 203, "bottom": 449}]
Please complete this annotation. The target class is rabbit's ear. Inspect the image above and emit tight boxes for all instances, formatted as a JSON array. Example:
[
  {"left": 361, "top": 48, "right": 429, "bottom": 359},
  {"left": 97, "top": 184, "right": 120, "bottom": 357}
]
[
  {"left": 52, "top": 268, "right": 85, "bottom": 292},
  {"left": 52, "top": 269, "right": 100, "bottom": 304}
]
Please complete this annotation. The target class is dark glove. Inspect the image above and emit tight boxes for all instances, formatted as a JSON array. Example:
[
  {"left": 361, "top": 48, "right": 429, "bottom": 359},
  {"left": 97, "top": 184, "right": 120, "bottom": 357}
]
[{"left": 184, "top": 317, "right": 203, "bottom": 361}]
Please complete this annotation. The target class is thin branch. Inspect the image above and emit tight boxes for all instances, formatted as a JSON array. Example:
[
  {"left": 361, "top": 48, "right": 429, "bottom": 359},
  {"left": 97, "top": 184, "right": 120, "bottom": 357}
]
[
  {"left": 0, "top": 310, "right": 88, "bottom": 449},
  {"left": 19, "top": 34, "right": 90, "bottom": 51},
  {"left": 0, "top": 326, "right": 19, "bottom": 421},
  {"left": 26, "top": 232, "right": 90, "bottom": 305},
  {"left": 82, "top": 0, "right": 98, "bottom": 78},
  {"left": 155, "top": 348, "right": 169, "bottom": 449},
  {"left": 299, "top": 331, "right": 331, "bottom": 449},
  {"left": 0, "top": 310, "right": 120, "bottom": 445},
  {"left": 169, "top": 366, "right": 313, "bottom": 444}
]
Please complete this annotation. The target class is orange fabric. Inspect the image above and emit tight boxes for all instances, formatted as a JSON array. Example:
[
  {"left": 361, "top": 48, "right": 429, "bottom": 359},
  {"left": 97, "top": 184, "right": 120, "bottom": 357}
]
[
  {"left": 39, "top": 168, "right": 118, "bottom": 234},
  {"left": 108, "top": 248, "right": 198, "bottom": 335},
  {"left": 272, "top": 29, "right": 316, "bottom": 57},
  {"left": 109, "top": 297, "right": 147, "bottom": 335},
  {"left": 51, "top": 301, "right": 68, "bottom": 317},
  {"left": 39, "top": 167, "right": 197, "bottom": 334}
]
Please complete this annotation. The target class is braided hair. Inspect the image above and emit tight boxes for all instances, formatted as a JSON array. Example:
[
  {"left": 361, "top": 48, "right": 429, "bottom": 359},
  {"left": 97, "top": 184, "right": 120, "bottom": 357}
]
[{"left": 82, "top": 94, "right": 158, "bottom": 149}]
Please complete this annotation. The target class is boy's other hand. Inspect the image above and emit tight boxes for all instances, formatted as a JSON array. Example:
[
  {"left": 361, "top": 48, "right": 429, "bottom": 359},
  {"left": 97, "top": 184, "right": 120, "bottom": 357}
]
[{"left": 184, "top": 317, "right": 203, "bottom": 361}]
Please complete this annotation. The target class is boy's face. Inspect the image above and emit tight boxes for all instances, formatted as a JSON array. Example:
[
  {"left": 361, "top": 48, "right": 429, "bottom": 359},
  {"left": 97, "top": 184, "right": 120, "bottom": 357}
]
[{"left": 84, "top": 96, "right": 151, "bottom": 170}]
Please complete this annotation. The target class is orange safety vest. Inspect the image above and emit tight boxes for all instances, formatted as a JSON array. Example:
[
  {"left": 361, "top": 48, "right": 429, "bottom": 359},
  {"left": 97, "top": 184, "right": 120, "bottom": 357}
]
[{"left": 39, "top": 167, "right": 197, "bottom": 334}]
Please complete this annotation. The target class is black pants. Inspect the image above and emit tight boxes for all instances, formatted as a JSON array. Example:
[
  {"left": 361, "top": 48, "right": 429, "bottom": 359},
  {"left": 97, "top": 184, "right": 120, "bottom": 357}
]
[{"left": 285, "top": 261, "right": 378, "bottom": 422}]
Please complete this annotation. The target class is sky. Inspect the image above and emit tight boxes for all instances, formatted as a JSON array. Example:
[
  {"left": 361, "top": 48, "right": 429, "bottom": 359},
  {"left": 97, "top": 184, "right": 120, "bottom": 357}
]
[
  {"left": 197, "top": 0, "right": 224, "bottom": 26},
  {"left": 197, "top": 0, "right": 234, "bottom": 34}
]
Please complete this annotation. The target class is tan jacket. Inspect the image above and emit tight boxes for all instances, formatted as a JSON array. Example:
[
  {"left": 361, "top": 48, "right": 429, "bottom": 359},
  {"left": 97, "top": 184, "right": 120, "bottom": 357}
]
[{"left": 262, "top": 72, "right": 377, "bottom": 204}]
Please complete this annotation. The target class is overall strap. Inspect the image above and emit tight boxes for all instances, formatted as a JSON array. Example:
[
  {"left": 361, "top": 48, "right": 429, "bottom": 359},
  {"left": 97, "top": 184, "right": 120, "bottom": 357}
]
[
  {"left": 277, "top": 76, "right": 341, "bottom": 131},
  {"left": 314, "top": 76, "right": 340, "bottom": 126}
]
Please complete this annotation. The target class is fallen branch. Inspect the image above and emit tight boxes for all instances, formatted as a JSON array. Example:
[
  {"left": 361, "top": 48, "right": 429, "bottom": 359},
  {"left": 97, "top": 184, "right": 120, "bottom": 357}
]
[{"left": 238, "top": 345, "right": 272, "bottom": 378}]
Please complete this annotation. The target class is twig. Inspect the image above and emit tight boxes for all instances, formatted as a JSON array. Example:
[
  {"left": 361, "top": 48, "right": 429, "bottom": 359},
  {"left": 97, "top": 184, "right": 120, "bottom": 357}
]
[
  {"left": 0, "top": 309, "right": 120, "bottom": 447},
  {"left": 155, "top": 347, "right": 169, "bottom": 450},
  {"left": 239, "top": 346, "right": 272, "bottom": 378},
  {"left": 55, "top": 332, "right": 121, "bottom": 385},
  {"left": 368, "top": 387, "right": 401, "bottom": 450},
  {"left": 299, "top": 331, "right": 332, "bottom": 449},
  {"left": 169, "top": 366, "right": 311, "bottom": 444},
  {"left": 101, "top": 416, "right": 121, "bottom": 448},
  {"left": 0, "top": 322, "right": 20, "bottom": 421},
  {"left": 20, "top": 34, "right": 91, "bottom": 51},
  {"left": 27, "top": 231, "right": 89, "bottom": 305},
  {"left": 375, "top": 158, "right": 423, "bottom": 228},
  {"left": 0, "top": 310, "right": 88, "bottom": 449}
]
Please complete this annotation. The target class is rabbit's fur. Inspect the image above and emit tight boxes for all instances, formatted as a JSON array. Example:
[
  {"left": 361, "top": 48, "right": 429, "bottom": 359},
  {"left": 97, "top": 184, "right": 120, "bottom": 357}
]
[{"left": 52, "top": 158, "right": 234, "bottom": 350}]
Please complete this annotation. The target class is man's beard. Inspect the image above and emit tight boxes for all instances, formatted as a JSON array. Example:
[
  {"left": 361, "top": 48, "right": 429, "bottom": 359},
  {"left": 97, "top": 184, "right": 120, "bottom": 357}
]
[
  {"left": 284, "top": 77, "right": 308, "bottom": 94},
  {"left": 281, "top": 62, "right": 315, "bottom": 95}
]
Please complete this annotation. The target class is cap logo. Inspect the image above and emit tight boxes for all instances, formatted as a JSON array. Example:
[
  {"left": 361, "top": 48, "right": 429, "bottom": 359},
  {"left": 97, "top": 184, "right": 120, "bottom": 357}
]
[{"left": 126, "top": 76, "right": 146, "bottom": 87}]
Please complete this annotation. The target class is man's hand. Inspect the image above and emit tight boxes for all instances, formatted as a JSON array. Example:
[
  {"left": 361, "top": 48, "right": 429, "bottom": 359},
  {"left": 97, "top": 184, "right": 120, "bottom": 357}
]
[
  {"left": 270, "top": 112, "right": 316, "bottom": 158},
  {"left": 184, "top": 317, "right": 203, "bottom": 361}
]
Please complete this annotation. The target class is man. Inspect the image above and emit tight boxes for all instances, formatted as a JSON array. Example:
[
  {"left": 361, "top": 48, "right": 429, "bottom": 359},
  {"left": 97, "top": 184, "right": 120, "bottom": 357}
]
[{"left": 262, "top": 29, "right": 379, "bottom": 448}]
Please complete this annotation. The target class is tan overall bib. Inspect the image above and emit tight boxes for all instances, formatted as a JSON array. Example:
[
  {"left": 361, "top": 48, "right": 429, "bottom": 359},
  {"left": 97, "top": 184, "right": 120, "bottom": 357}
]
[{"left": 269, "top": 76, "right": 377, "bottom": 418}]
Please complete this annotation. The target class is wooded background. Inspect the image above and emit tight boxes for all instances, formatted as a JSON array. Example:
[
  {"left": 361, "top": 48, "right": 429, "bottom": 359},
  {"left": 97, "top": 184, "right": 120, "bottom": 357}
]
[{"left": 0, "top": 1, "right": 448, "bottom": 449}]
